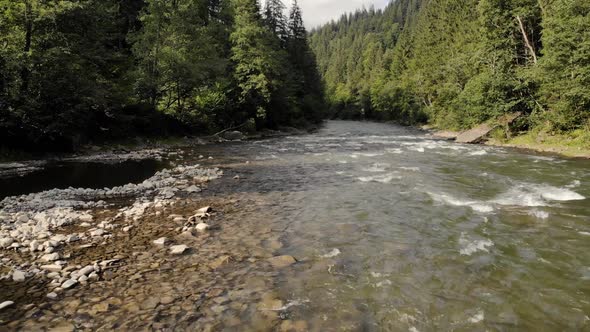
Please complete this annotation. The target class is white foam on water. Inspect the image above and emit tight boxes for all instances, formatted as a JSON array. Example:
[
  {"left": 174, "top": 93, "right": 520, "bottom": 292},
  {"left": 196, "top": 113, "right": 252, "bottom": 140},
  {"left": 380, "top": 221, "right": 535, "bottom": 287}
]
[
  {"left": 468, "top": 150, "right": 488, "bottom": 156},
  {"left": 321, "top": 248, "right": 341, "bottom": 258},
  {"left": 579, "top": 232, "right": 590, "bottom": 236},
  {"left": 409, "top": 147, "right": 425, "bottom": 153},
  {"left": 459, "top": 233, "right": 494, "bottom": 256},
  {"left": 566, "top": 180, "right": 581, "bottom": 188},
  {"left": 338, "top": 160, "right": 348, "bottom": 164},
  {"left": 357, "top": 152, "right": 385, "bottom": 157},
  {"left": 428, "top": 192, "right": 494, "bottom": 213},
  {"left": 409, "top": 328, "right": 420, "bottom": 332},
  {"left": 492, "top": 183, "right": 585, "bottom": 207},
  {"left": 528, "top": 210, "right": 549, "bottom": 219},
  {"left": 468, "top": 310, "right": 485, "bottom": 323},
  {"left": 358, "top": 173, "right": 401, "bottom": 184},
  {"left": 399, "top": 167, "right": 420, "bottom": 172},
  {"left": 386, "top": 148, "right": 403, "bottom": 154},
  {"left": 362, "top": 163, "right": 390, "bottom": 172}
]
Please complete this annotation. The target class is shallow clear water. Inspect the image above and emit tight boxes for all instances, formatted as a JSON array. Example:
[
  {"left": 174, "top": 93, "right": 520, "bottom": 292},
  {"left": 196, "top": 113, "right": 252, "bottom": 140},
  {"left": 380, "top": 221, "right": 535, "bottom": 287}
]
[
  {"left": 208, "top": 121, "right": 590, "bottom": 330},
  {"left": 4, "top": 120, "right": 590, "bottom": 330}
]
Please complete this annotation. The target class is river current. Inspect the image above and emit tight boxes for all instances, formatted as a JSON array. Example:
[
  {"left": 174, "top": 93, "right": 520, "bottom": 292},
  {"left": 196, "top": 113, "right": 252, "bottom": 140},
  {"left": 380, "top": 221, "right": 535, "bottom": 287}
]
[
  {"left": 204, "top": 120, "right": 590, "bottom": 330},
  {"left": 3, "top": 120, "right": 589, "bottom": 330}
]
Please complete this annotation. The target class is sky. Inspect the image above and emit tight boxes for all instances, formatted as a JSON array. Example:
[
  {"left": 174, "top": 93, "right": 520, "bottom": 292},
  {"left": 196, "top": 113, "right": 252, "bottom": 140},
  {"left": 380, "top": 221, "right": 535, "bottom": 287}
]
[{"left": 295, "top": 0, "right": 391, "bottom": 29}]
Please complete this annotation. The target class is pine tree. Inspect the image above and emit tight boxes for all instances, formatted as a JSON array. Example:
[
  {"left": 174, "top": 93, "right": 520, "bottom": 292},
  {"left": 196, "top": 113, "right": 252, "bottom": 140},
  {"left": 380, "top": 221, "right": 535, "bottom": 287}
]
[
  {"left": 287, "top": 0, "right": 325, "bottom": 122},
  {"left": 264, "top": 0, "right": 288, "bottom": 43},
  {"left": 230, "top": 0, "right": 287, "bottom": 125}
]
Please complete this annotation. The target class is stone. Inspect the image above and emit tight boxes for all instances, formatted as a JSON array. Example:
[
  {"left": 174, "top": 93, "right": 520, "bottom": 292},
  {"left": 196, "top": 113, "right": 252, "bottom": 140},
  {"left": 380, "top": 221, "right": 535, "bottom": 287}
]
[
  {"left": 90, "top": 229, "right": 106, "bottom": 237},
  {"left": 0, "top": 237, "right": 14, "bottom": 248},
  {"left": 153, "top": 237, "right": 169, "bottom": 246},
  {"left": 141, "top": 297, "right": 160, "bottom": 310},
  {"left": 12, "top": 270, "right": 26, "bottom": 282},
  {"left": 41, "top": 265, "right": 63, "bottom": 272},
  {"left": 47, "top": 292, "right": 58, "bottom": 300},
  {"left": 222, "top": 131, "right": 245, "bottom": 141},
  {"left": 267, "top": 255, "right": 297, "bottom": 269},
  {"left": 41, "top": 253, "right": 61, "bottom": 262},
  {"left": 78, "top": 265, "right": 95, "bottom": 276},
  {"left": 0, "top": 301, "right": 14, "bottom": 310},
  {"left": 185, "top": 185, "right": 201, "bottom": 193},
  {"left": 195, "top": 223, "right": 210, "bottom": 232},
  {"left": 88, "top": 272, "right": 99, "bottom": 281},
  {"left": 29, "top": 240, "right": 39, "bottom": 252},
  {"left": 209, "top": 255, "right": 231, "bottom": 270},
  {"left": 169, "top": 245, "right": 189, "bottom": 255},
  {"left": 61, "top": 279, "right": 78, "bottom": 289}
]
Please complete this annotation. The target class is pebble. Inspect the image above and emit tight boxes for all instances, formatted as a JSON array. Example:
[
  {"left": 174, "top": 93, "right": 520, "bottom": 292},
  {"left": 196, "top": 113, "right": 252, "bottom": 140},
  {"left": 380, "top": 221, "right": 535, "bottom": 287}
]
[
  {"left": 41, "top": 253, "right": 61, "bottom": 262},
  {"left": 153, "top": 237, "right": 169, "bottom": 246},
  {"left": 47, "top": 292, "right": 58, "bottom": 300},
  {"left": 61, "top": 279, "right": 78, "bottom": 289},
  {"left": 78, "top": 265, "right": 95, "bottom": 276},
  {"left": 12, "top": 270, "right": 26, "bottom": 282},
  {"left": 195, "top": 223, "right": 210, "bottom": 232},
  {"left": 0, "top": 301, "right": 14, "bottom": 310},
  {"left": 90, "top": 229, "right": 106, "bottom": 237},
  {"left": 169, "top": 245, "right": 189, "bottom": 255},
  {"left": 41, "top": 264, "right": 62, "bottom": 272}
]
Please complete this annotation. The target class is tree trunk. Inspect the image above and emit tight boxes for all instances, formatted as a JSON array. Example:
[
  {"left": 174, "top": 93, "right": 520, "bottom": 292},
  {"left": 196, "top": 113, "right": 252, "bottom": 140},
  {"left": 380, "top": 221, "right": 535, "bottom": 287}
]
[{"left": 516, "top": 15, "right": 538, "bottom": 65}]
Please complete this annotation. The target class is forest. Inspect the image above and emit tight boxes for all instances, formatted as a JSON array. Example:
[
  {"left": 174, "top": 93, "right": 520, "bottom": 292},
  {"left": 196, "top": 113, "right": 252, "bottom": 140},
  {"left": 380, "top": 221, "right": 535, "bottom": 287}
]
[
  {"left": 0, "top": 0, "right": 325, "bottom": 151},
  {"left": 310, "top": 0, "right": 590, "bottom": 143}
]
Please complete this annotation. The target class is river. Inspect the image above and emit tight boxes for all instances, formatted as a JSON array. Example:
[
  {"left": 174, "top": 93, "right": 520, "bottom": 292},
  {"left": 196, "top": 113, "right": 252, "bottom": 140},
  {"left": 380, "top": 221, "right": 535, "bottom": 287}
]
[{"left": 1, "top": 120, "right": 589, "bottom": 330}]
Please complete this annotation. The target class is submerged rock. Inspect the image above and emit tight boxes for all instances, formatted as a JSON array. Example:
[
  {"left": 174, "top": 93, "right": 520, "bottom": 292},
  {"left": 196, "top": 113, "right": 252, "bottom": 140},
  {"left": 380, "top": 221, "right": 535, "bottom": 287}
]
[{"left": 267, "top": 255, "right": 297, "bottom": 269}]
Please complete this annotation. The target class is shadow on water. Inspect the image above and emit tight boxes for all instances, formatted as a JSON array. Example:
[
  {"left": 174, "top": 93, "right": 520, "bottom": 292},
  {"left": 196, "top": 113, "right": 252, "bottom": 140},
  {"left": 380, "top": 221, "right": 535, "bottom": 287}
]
[{"left": 0, "top": 159, "right": 166, "bottom": 199}]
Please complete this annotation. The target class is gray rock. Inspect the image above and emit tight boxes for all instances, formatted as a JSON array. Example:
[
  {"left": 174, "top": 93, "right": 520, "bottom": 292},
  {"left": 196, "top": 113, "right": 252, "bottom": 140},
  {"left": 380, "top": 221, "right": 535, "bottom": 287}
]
[
  {"left": 12, "top": 270, "right": 26, "bottom": 282},
  {"left": 61, "top": 279, "right": 78, "bottom": 289},
  {"left": 47, "top": 292, "right": 58, "bottom": 300}
]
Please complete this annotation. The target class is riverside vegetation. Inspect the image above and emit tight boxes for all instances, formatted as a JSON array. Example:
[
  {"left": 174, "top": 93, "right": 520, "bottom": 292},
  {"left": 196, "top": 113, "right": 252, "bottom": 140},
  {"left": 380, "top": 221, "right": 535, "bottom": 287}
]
[
  {"left": 309, "top": 0, "right": 590, "bottom": 151},
  {"left": 0, "top": 0, "right": 325, "bottom": 152}
]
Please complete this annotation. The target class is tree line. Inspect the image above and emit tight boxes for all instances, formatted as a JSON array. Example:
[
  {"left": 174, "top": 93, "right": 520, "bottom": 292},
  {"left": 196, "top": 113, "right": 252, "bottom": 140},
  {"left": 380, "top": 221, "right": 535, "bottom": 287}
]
[
  {"left": 0, "top": 0, "right": 325, "bottom": 151},
  {"left": 309, "top": 0, "right": 590, "bottom": 137}
]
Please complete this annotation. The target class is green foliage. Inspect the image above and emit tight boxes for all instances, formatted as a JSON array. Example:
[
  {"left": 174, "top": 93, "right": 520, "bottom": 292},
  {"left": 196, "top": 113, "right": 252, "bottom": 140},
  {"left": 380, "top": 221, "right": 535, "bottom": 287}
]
[
  {"left": 0, "top": 0, "right": 325, "bottom": 151},
  {"left": 310, "top": 0, "right": 589, "bottom": 136}
]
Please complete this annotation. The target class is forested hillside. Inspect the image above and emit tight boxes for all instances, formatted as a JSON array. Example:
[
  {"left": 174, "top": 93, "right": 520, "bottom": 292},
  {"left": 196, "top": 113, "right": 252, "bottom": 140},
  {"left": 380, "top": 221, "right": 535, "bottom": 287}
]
[
  {"left": 310, "top": 0, "right": 590, "bottom": 140},
  {"left": 0, "top": 0, "right": 324, "bottom": 151}
]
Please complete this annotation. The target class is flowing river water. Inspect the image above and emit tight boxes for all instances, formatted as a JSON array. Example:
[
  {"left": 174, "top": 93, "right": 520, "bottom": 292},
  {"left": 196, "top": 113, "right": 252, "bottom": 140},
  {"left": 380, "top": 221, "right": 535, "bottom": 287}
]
[{"left": 2, "top": 120, "right": 589, "bottom": 330}]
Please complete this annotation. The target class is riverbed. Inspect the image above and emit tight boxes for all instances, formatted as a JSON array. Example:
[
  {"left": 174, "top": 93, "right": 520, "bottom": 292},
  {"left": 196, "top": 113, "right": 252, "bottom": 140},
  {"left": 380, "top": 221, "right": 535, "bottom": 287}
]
[{"left": 1, "top": 121, "right": 589, "bottom": 330}]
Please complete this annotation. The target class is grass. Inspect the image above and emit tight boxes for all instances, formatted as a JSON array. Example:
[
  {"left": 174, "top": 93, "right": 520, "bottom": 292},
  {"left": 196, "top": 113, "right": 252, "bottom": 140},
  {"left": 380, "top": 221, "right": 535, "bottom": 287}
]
[{"left": 487, "top": 126, "right": 590, "bottom": 158}]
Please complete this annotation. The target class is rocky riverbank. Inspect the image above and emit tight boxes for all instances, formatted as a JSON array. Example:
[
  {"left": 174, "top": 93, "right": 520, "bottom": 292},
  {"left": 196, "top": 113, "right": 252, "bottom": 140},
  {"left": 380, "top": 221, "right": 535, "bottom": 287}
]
[{"left": 0, "top": 156, "right": 305, "bottom": 330}]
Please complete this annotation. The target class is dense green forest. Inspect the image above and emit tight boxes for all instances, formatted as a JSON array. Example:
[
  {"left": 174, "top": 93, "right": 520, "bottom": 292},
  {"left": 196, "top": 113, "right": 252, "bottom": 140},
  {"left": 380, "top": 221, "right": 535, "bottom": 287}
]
[
  {"left": 0, "top": 0, "right": 324, "bottom": 151},
  {"left": 310, "top": 0, "right": 590, "bottom": 140}
]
